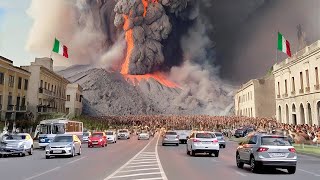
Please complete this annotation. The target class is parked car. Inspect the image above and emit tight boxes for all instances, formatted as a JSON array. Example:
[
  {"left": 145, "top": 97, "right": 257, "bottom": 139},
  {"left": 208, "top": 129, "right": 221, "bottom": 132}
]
[
  {"left": 186, "top": 131, "right": 219, "bottom": 157},
  {"left": 106, "top": 131, "right": 117, "bottom": 143},
  {"left": 45, "top": 134, "right": 81, "bottom": 159},
  {"left": 162, "top": 131, "right": 179, "bottom": 146},
  {"left": 234, "top": 129, "right": 247, "bottom": 138},
  {"left": 88, "top": 132, "right": 107, "bottom": 147},
  {"left": 118, "top": 129, "right": 130, "bottom": 140},
  {"left": 82, "top": 131, "right": 91, "bottom": 143},
  {"left": 236, "top": 134, "right": 297, "bottom": 174},
  {"left": 138, "top": 130, "right": 150, "bottom": 140},
  {"left": 0, "top": 133, "right": 33, "bottom": 157},
  {"left": 213, "top": 132, "right": 226, "bottom": 148}
]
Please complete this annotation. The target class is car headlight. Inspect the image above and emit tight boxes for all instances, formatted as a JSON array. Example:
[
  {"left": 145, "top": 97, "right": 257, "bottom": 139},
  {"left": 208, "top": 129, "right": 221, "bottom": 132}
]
[
  {"left": 99, "top": 139, "right": 103, "bottom": 142},
  {"left": 45, "top": 145, "right": 50, "bottom": 150}
]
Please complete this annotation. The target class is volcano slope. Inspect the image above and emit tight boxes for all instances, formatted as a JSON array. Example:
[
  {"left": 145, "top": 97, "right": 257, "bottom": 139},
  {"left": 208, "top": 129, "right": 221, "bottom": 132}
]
[{"left": 57, "top": 65, "right": 234, "bottom": 116}]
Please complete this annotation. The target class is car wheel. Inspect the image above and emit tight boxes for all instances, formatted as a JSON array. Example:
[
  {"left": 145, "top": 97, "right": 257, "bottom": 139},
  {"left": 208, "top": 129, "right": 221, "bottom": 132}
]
[
  {"left": 77, "top": 147, "right": 81, "bottom": 155},
  {"left": 236, "top": 153, "right": 244, "bottom": 168},
  {"left": 214, "top": 151, "right": 219, "bottom": 157},
  {"left": 46, "top": 155, "right": 50, "bottom": 159},
  {"left": 187, "top": 149, "right": 190, "bottom": 155},
  {"left": 223, "top": 145, "right": 226, "bottom": 148},
  {"left": 176, "top": 143, "right": 179, "bottom": 146},
  {"left": 28, "top": 146, "right": 33, "bottom": 155},
  {"left": 250, "top": 156, "right": 259, "bottom": 173},
  {"left": 162, "top": 143, "right": 165, "bottom": 146},
  {"left": 71, "top": 148, "right": 75, "bottom": 157},
  {"left": 20, "top": 153, "right": 25, "bottom": 157},
  {"left": 191, "top": 150, "right": 196, "bottom": 156},
  {"left": 287, "top": 166, "right": 296, "bottom": 174}
]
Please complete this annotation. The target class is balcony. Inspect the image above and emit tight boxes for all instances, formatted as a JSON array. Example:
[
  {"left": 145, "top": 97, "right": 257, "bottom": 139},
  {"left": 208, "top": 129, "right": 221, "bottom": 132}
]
[
  {"left": 39, "top": 87, "right": 43, "bottom": 93},
  {"left": 0, "top": 104, "right": 2, "bottom": 110},
  {"left": 277, "top": 95, "right": 281, "bottom": 98},
  {"left": 7, "top": 105, "right": 14, "bottom": 111},
  {"left": 315, "top": 84, "right": 320, "bottom": 91},
  {"left": 43, "top": 89, "right": 54, "bottom": 97},
  {"left": 299, "top": 89, "right": 304, "bottom": 94},
  {"left": 20, "top": 106, "right": 26, "bottom": 111},
  {"left": 282, "top": 93, "right": 288, "bottom": 98},
  {"left": 305, "top": 87, "right": 310, "bottom": 93},
  {"left": 291, "top": 91, "right": 295, "bottom": 96}
]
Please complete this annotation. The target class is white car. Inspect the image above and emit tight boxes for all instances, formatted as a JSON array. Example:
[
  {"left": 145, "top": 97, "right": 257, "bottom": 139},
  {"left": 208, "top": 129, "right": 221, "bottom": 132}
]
[
  {"left": 0, "top": 133, "right": 34, "bottom": 157},
  {"left": 186, "top": 131, "right": 219, "bottom": 157},
  {"left": 138, "top": 131, "right": 150, "bottom": 140},
  {"left": 106, "top": 131, "right": 117, "bottom": 143},
  {"left": 117, "top": 129, "right": 130, "bottom": 139}
]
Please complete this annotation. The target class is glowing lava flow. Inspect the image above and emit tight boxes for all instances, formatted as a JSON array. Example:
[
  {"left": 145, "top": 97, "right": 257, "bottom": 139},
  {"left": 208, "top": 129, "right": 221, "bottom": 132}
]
[{"left": 120, "top": 0, "right": 178, "bottom": 88}]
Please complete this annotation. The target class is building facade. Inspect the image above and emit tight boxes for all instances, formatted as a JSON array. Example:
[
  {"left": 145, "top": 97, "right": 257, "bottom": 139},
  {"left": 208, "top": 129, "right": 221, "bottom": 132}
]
[
  {"left": 65, "top": 83, "right": 83, "bottom": 118},
  {"left": 234, "top": 75, "right": 275, "bottom": 118},
  {"left": 273, "top": 41, "right": 320, "bottom": 125},
  {"left": 21, "top": 58, "right": 69, "bottom": 119},
  {"left": 0, "top": 56, "right": 31, "bottom": 121}
]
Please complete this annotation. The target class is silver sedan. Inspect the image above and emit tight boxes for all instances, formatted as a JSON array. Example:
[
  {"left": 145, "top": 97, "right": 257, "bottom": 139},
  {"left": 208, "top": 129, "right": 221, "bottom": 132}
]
[{"left": 45, "top": 134, "right": 81, "bottom": 159}]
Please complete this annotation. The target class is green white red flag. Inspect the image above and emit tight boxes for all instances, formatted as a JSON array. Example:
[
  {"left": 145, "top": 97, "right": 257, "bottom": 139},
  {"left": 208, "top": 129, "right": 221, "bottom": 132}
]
[
  {"left": 52, "top": 38, "right": 68, "bottom": 58},
  {"left": 277, "top": 32, "right": 291, "bottom": 57}
]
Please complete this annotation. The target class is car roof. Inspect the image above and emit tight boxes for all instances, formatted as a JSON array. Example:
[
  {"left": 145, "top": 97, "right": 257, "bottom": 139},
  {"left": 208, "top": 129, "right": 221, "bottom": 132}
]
[
  {"left": 17, "top": 133, "right": 30, "bottom": 135},
  {"left": 194, "top": 131, "right": 213, "bottom": 134},
  {"left": 55, "top": 134, "right": 73, "bottom": 137}
]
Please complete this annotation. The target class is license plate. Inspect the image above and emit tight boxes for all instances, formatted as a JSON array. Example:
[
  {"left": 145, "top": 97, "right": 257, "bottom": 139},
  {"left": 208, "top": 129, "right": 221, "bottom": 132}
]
[
  {"left": 93, "top": 142, "right": 98, "bottom": 144},
  {"left": 270, "top": 153, "right": 285, "bottom": 157},
  {"left": 202, "top": 142, "right": 211, "bottom": 144},
  {"left": 52, "top": 150, "right": 62, "bottom": 154}
]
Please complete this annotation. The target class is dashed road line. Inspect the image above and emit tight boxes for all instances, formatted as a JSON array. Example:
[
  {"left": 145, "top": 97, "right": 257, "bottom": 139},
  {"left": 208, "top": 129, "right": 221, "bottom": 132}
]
[
  {"left": 24, "top": 166, "right": 61, "bottom": 180},
  {"left": 298, "top": 168, "right": 320, "bottom": 176},
  {"left": 104, "top": 135, "right": 167, "bottom": 180},
  {"left": 67, "top": 156, "right": 86, "bottom": 164}
]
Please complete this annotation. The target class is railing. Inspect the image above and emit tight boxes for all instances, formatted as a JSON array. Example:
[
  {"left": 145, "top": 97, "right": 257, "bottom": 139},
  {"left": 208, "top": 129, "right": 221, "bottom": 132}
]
[
  {"left": 43, "top": 89, "right": 53, "bottom": 96},
  {"left": 291, "top": 91, "right": 295, "bottom": 96},
  {"left": 7, "top": 105, "right": 14, "bottom": 111},
  {"left": 315, "top": 84, "right": 320, "bottom": 91},
  {"left": 305, "top": 87, "right": 310, "bottom": 93},
  {"left": 20, "top": 106, "right": 26, "bottom": 111},
  {"left": 299, "top": 89, "right": 304, "bottom": 94},
  {"left": 39, "top": 87, "right": 43, "bottom": 93}
]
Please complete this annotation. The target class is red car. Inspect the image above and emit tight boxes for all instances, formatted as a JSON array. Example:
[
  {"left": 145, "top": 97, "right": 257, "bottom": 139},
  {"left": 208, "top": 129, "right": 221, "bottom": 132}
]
[{"left": 88, "top": 132, "right": 107, "bottom": 148}]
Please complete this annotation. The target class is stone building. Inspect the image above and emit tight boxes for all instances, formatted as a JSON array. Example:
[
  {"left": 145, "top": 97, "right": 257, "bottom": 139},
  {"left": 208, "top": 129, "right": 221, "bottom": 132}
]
[
  {"left": 0, "top": 56, "right": 30, "bottom": 121},
  {"left": 65, "top": 83, "right": 83, "bottom": 118},
  {"left": 234, "top": 75, "right": 275, "bottom": 118},
  {"left": 273, "top": 40, "right": 320, "bottom": 125}
]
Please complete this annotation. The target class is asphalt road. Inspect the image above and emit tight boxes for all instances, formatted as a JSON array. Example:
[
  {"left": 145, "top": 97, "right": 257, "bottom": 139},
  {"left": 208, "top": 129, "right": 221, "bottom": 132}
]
[{"left": 1, "top": 134, "right": 320, "bottom": 180}]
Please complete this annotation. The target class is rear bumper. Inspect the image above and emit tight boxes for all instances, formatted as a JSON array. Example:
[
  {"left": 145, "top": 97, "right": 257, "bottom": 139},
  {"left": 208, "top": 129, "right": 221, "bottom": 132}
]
[
  {"left": 138, "top": 136, "right": 150, "bottom": 140},
  {"left": 218, "top": 141, "right": 226, "bottom": 146},
  {"left": 256, "top": 160, "right": 297, "bottom": 167},
  {"left": 162, "top": 139, "right": 179, "bottom": 144},
  {"left": 193, "top": 149, "right": 219, "bottom": 153},
  {"left": 88, "top": 142, "right": 104, "bottom": 146}
]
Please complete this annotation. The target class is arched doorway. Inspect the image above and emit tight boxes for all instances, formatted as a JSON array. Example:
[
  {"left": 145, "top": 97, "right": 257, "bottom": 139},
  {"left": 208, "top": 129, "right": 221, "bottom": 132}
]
[
  {"left": 292, "top": 104, "right": 297, "bottom": 125},
  {"left": 285, "top": 104, "right": 289, "bottom": 124},
  {"left": 307, "top": 103, "right": 312, "bottom": 125},
  {"left": 300, "top": 103, "right": 305, "bottom": 124},
  {"left": 278, "top": 106, "right": 282, "bottom": 123}
]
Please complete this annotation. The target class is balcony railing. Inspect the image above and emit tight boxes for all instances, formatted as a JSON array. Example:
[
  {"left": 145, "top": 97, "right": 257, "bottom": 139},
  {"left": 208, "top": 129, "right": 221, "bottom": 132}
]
[
  {"left": 299, "top": 89, "right": 304, "bottom": 94},
  {"left": 305, "top": 87, "right": 310, "bottom": 93},
  {"left": 20, "top": 106, "right": 26, "bottom": 111},
  {"left": 283, "top": 93, "right": 288, "bottom": 98},
  {"left": 39, "top": 87, "right": 43, "bottom": 93},
  {"left": 7, "top": 105, "right": 14, "bottom": 111},
  {"left": 277, "top": 95, "right": 280, "bottom": 98},
  {"left": 291, "top": 91, "right": 295, "bottom": 96},
  {"left": 315, "top": 84, "right": 320, "bottom": 91}
]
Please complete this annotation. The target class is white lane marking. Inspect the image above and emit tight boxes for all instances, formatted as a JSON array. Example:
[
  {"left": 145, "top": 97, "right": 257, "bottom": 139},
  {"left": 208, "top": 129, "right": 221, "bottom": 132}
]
[
  {"left": 235, "top": 171, "right": 247, "bottom": 177},
  {"left": 132, "top": 159, "right": 157, "bottom": 162},
  {"left": 132, "top": 178, "right": 163, "bottom": 180},
  {"left": 66, "top": 156, "right": 86, "bottom": 165},
  {"left": 119, "top": 168, "right": 160, "bottom": 173},
  {"left": 24, "top": 167, "right": 61, "bottom": 180},
  {"left": 129, "top": 161, "right": 158, "bottom": 165},
  {"left": 155, "top": 135, "right": 168, "bottom": 180},
  {"left": 125, "top": 164, "right": 159, "bottom": 169},
  {"left": 298, "top": 169, "right": 320, "bottom": 176},
  {"left": 110, "top": 172, "right": 161, "bottom": 179},
  {"left": 104, "top": 137, "right": 154, "bottom": 180}
]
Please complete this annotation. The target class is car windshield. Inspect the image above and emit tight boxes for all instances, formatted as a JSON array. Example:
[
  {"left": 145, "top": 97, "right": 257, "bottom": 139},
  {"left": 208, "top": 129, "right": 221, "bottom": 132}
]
[
  {"left": 196, "top": 133, "right": 213, "bottom": 138},
  {"left": 119, "top": 130, "right": 127, "bottom": 133},
  {"left": 5, "top": 135, "right": 23, "bottom": 140},
  {"left": 52, "top": 136, "right": 73, "bottom": 142},
  {"left": 166, "top": 132, "right": 177, "bottom": 135},
  {"left": 92, "top": 133, "right": 103, "bottom": 137},
  {"left": 106, "top": 132, "right": 113, "bottom": 135},
  {"left": 83, "top": 132, "right": 90, "bottom": 136},
  {"left": 261, "top": 137, "right": 291, "bottom": 146}
]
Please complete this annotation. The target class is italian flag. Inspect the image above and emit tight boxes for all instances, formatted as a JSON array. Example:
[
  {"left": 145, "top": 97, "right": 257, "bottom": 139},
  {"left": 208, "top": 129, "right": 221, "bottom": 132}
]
[
  {"left": 277, "top": 32, "right": 291, "bottom": 57},
  {"left": 52, "top": 38, "right": 68, "bottom": 58}
]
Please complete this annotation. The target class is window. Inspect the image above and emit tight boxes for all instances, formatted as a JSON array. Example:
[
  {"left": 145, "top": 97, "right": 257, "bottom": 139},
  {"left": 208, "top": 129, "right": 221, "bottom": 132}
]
[
  {"left": 8, "top": 75, "right": 14, "bottom": 87},
  {"left": 18, "top": 77, "right": 22, "bottom": 89},
  {"left": 67, "top": 95, "right": 70, "bottom": 101},
  {"left": 24, "top": 79, "right": 28, "bottom": 90},
  {"left": 306, "top": 70, "right": 310, "bottom": 87},
  {"left": 291, "top": 77, "right": 295, "bottom": 92},
  {"left": 21, "top": 97, "right": 26, "bottom": 107},
  {"left": 0, "top": 72, "right": 4, "bottom": 84},
  {"left": 285, "top": 79, "right": 288, "bottom": 94},
  {"left": 8, "top": 95, "right": 12, "bottom": 105},
  {"left": 248, "top": 136, "right": 257, "bottom": 144},
  {"left": 0, "top": 95, "right": 2, "bottom": 110},
  {"left": 196, "top": 133, "right": 213, "bottom": 138},
  {"left": 277, "top": 82, "right": 280, "bottom": 95},
  {"left": 261, "top": 137, "right": 291, "bottom": 146},
  {"left": 80, "top": 95, "right": 82, "bottom": 102},
  {"left": 300, "top": 72, "right": 303, "bottom": 89},
  {"left": 44, "top": 82, "right": 47, "bottom": 89},
  {"left": 16, "top": 97, "right": 20, "bottom": 107},
  {"left": 316, "top": 67, "right": 319, "bottom": 85},
  {"left": 40, "top": 80, "right": 43, "bottom": 88}
]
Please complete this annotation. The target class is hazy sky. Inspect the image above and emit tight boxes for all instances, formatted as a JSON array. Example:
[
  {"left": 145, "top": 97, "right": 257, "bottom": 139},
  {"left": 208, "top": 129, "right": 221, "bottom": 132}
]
[{"left": 0, "top": 0, "right": 34, "bottom": 67}]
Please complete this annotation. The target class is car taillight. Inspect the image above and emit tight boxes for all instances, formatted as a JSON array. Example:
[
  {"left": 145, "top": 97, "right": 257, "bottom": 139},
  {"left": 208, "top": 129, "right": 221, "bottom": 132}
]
[
  {"left": 193, "top": 139, "right": 200, "bottom": 142},
  {"left": 213, "top": 139, "right": 218, "bottom": 143},
  {"left": 257, "top": 147, "right": 269, "bottom": 152},
  {"left": 288, "top": 148, "right": 296, "bottom": 153}
]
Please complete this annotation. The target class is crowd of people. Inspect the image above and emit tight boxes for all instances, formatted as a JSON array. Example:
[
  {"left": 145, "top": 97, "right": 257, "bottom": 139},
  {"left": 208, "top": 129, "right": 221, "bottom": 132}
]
[{"left": 80, "top": 115, "right": 320, "bottom": 144}]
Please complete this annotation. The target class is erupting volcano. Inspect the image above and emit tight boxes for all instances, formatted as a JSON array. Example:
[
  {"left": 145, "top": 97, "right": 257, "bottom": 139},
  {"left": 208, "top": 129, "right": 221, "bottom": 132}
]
[{"left": 117, "top": 0, "right": 178, "bottom": 88}]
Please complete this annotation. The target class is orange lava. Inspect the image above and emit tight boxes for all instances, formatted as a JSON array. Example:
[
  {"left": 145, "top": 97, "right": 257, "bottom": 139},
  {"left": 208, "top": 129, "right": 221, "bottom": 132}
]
[
  {"left": 124, "top": 72, "right": 179, "bottom": 88},
  {"left": 142, "top": 0, "right": 148, "bottom": 17},
  {"left": 121, "top": 15, "right": 134, "bottom": 75}
]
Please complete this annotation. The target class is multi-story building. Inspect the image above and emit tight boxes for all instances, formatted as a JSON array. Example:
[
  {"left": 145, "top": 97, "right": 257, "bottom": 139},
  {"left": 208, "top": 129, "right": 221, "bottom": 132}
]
[
  {"left": 234, "top": 75, "right": 275, "bottom": 118},
  {"left": 273, "top": 40, "right": 320, "bottom": 125},
  {"left": 65, "top": 83, "right": 83, "bottom": 118},
  {"left": 0, "top": 56, "right": 31, "bottom": 121},
  {"left": 21, "top": 57, "right": 69, "bottom": 119}
]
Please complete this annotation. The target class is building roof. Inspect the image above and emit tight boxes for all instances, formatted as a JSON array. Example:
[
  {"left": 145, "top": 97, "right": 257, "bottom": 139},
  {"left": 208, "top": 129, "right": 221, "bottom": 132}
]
[{"left": 0, "top": 56, "right": 31, "bottom": 75}]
